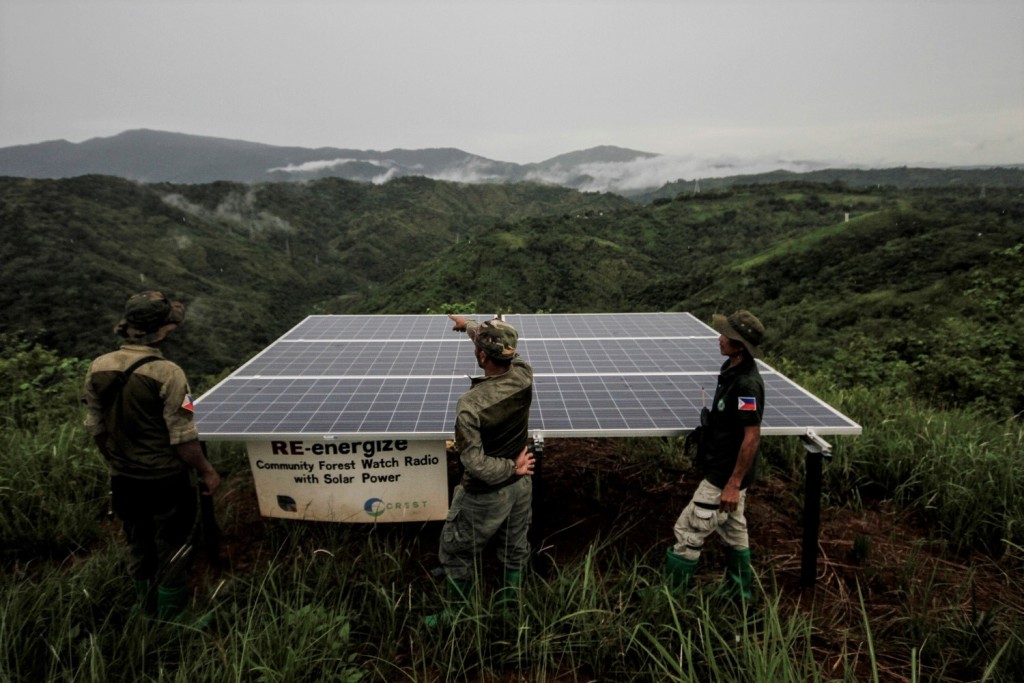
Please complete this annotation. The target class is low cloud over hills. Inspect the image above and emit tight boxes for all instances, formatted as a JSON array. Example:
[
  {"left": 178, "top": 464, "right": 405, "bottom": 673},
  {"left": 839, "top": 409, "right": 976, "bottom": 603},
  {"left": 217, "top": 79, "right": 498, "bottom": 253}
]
[{"left": 0, "top": 129, "right": 837, "bottom": 194}]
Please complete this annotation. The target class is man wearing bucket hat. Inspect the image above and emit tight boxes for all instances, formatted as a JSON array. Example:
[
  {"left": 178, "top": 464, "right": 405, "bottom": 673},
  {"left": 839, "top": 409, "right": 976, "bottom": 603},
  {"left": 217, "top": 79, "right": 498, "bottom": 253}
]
[
  {"left": 425, "top": 314, "right": 536, "bottom": 627},
  {"left": 82, "top": 291, "right": 220, "bottom": 621},
  {"left": 665, "top": 309, "right": 765, "bottom": 604}
]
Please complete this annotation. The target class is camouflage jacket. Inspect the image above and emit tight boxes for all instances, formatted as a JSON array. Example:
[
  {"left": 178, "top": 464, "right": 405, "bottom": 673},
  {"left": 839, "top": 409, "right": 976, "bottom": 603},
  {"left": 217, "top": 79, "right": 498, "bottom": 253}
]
[{"left": 454, "top": 350, "right": 533, "bottom": 494}]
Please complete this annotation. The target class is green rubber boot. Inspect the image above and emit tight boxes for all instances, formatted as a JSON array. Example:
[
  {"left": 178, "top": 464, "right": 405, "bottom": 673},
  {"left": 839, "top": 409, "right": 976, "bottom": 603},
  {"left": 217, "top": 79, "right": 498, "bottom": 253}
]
[
  {"left": 155, "top": 584, "right": 215, "bottom": 630},
  {"left": 424, "top": 576, "right": 472, "bottom": 629},
  {"left": 156, "top": 584, "right": 189, "bottom": 621},
  {"left": 723, "top": 547, "right": 754, "bottom": 603},
  {"left": 495, "top": 569, "right": 523, "bottom": 617},
  {"left": 665, "top": 548, "right": 699, "bottom": 594}
]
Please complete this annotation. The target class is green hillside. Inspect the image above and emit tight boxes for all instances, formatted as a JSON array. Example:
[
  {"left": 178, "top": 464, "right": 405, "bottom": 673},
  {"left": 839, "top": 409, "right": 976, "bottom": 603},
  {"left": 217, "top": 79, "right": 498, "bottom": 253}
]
[
  {"left": 0, "top": 175, "right": 630, "bottom": 374},
  {"left": 338, "top": 182, "right": 1023, "bottom": 416},
  {"left": 338, "top": 183, "right": 894, "bottom": 312},
  {"left": 639, "top": 166, "right": 1024, "bottom": 201},
  {"left": 2, "top": 174, "right": 1021, "bottom": 415},
  {"left": 2, "top": 172, "right": 1024, "bottom": 681}
]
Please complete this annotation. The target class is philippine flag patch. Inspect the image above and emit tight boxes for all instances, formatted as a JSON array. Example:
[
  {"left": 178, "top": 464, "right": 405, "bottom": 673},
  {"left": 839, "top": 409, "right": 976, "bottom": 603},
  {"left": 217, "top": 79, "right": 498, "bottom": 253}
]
[
  {"left": 738, "top": 397, "right": 758, "bottom": 412},
  {"left": 181, "top": 394, "right": 194, "bottom": 412}
]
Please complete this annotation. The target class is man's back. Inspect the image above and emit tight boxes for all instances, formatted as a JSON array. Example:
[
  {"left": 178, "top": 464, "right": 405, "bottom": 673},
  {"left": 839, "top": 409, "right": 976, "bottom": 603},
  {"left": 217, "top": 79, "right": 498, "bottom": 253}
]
[
  {"left": 83, "top": 345, "right": 196, "bottom": 479},
  {"left": 458, "top": 356, "right": 533, "bottom": 458},
  {"left": 455, "top": 356, "right": 532, "bottom": 492}
]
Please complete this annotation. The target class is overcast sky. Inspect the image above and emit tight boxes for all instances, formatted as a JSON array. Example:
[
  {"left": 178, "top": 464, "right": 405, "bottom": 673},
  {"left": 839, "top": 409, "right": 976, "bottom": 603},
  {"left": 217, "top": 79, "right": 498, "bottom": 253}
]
[{"left": 1, "top": 0, "right": 1021, "bottom": 168}]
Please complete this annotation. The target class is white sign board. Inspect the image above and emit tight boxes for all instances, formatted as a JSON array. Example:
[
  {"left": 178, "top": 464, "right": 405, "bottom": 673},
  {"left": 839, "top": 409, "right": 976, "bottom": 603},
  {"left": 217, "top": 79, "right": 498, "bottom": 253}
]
[{"left": 246, "top": 438, "right": 449, "bottom": 522}]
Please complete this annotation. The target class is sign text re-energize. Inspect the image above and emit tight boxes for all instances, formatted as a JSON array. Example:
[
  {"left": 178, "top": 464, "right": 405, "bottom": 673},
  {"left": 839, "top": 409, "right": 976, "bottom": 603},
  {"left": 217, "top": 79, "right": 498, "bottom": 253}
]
[{"left": 271, "top": 439, "right": 410, "bottom": 457}]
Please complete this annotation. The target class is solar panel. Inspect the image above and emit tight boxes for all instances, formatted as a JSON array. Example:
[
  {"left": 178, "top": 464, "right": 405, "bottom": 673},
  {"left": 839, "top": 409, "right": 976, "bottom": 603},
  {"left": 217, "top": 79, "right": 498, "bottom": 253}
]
[
  {"left": 503, "top": 312, "right": 713, "bottom": 339},
  {"left": 195, "top": 313, "right": 861, "bottom": 440},
  {"left": 280, "top": 314, "right": 458, "bottom": 341}
]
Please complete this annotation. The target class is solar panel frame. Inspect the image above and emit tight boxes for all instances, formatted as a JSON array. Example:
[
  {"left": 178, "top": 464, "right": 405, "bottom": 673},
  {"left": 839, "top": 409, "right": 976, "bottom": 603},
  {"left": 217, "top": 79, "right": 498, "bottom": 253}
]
[
  {"left": 195, "top": 313, "right": 862, "bottom": 440},
  {"left": 280, "top": 314, "right": 483, "bottom": 341}
]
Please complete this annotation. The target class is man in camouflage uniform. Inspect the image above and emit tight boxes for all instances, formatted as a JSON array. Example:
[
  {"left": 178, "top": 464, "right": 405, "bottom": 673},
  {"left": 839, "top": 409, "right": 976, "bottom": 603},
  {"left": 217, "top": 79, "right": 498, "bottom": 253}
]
[
  {"left": 666, "top": 310, "right": 765, "bottom": 603},
  {"left": 82, "top": 291, "right": 220, "bottom": 619},
  {"left": 425, "top": 314, "right": 535, "bottom": 627}
]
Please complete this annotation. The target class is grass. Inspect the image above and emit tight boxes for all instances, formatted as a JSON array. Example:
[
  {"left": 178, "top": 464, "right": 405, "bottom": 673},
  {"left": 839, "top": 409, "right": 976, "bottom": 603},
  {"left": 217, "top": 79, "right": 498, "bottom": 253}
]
[
  {"left": 4, "top": 488, "right": 1024, "bottom": 683},
  {"left": 768, "top": 377, "right": 1024, "bottom": 556},
  {"left": 2, "top": 359, "right": 1023, "bottom": 681},
  {"left": 9, "top": 524, "right": 1019, "bottom": 682},
  {"left": 0, "top": 421, "right": 108, "bottom": 560}
]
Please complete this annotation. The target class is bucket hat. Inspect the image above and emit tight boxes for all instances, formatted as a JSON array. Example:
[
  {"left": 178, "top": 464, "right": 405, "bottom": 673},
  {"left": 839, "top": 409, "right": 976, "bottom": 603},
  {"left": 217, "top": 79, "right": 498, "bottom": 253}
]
[
  {"left": 470, "top": 319, "right": 519, "bottom": 360},
  {"left": 712, "top": 309, "right": 764, "bottom": 358},
  {"left": 114, "top": 291, "right": 185, "bottom": 345}
]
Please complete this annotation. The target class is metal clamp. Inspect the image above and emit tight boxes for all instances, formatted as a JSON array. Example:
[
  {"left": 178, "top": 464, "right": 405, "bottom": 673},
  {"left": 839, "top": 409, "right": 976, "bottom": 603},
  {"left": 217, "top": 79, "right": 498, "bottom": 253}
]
[{"left": 800, "top": 428, "right": 833, "bottom": 460}]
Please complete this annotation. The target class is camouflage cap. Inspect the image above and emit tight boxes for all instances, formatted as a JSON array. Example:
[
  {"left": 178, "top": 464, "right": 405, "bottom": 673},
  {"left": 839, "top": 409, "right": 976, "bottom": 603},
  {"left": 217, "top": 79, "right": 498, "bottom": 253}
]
[
  {"left": 114, "top": 291, "right": 186, "bottom": 345},
  {"left": 712, "top": 309, "right": 764, "bottom": 358},
  {"left": 470, "top": 319, "right": 519, "bottom": 360}
]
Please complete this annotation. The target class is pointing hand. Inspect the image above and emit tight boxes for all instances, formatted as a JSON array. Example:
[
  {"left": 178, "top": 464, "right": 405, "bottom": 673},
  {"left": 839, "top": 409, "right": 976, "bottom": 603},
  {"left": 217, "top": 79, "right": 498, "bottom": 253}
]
[{"left": 448, "top": 313, "right": 468, "bottom": 331}]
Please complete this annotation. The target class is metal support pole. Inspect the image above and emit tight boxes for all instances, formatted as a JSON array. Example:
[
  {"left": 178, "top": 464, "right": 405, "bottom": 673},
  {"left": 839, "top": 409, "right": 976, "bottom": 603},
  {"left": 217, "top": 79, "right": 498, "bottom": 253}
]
[
  {"left": 799, "top": 429, "right": 832, "bottom": 587},
  {"left": 529, "top": 433, "right": 551, "bottom": 575}
]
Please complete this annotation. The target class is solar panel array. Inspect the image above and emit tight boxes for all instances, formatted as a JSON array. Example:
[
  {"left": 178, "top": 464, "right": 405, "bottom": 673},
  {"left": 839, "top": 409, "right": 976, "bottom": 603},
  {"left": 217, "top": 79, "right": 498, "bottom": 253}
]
[{"left": 195, "top": 313, "right": 862, "bottom": 440}]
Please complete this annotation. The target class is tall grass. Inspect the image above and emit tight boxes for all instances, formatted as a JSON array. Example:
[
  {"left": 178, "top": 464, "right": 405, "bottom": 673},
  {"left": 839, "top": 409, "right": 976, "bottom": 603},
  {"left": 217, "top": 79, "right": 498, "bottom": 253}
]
[
  {"left": 8, "top": 524, "right": 1020, "bottom": 682},
  {"left": 765, "top": 378, "right": 1024, "bottom": 555},
  {"left": 1, "top": 342, "right": 109, "bottom": 558},
  {"left": 3, "top": 348, "right": 1023, "bottom": 680},
  {"left": 0, "top": 421, "right": 108, "bottom": 559}
]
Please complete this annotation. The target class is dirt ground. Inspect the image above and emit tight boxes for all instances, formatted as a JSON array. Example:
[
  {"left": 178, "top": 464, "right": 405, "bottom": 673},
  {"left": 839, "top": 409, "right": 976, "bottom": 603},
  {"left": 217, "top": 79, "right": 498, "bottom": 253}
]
[{"left": 201, "top": 437, "right": 1022, "bottom": 682}]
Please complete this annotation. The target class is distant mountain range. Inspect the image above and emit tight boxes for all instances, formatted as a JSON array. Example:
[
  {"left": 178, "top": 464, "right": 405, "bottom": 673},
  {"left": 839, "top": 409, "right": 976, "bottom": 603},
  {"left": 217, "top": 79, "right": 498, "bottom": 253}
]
[
  {"left": 0, "top": 129, "right": 659, "bottom": 191},
  {"left": 1, "top": 129, "right": 1022, "bottom": 195}
]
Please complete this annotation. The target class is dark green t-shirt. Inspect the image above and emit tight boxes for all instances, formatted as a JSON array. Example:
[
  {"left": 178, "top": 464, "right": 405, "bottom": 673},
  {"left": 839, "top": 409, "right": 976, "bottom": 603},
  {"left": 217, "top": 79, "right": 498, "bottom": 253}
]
[{"left": 697, "top": 356, "right": 764, "bottom": 490}]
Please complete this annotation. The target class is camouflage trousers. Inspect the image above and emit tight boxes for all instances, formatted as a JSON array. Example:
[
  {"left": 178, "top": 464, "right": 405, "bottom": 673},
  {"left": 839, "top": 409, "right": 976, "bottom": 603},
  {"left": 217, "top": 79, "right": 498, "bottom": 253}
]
[
  {"left": 671, "top": 479, "right": 749, "bottom": 561},
  {"left": 439, "top": 476, "right": 532, "bottom": 582}
]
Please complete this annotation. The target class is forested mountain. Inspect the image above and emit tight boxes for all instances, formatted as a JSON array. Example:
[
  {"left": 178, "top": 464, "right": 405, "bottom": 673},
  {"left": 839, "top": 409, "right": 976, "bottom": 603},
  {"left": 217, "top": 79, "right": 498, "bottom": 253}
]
[
  {"left": 2, "top": 173, "right": 1021, "bottom": 415},
  {"left": 638, "top": 166, "right": 1024, "bottom": 201},
  {"left": 0, "top": 174, "right": 630, "bottom": 375},
  {"left": 336, "top": 182, "right": 1024, "bottom": 416}
]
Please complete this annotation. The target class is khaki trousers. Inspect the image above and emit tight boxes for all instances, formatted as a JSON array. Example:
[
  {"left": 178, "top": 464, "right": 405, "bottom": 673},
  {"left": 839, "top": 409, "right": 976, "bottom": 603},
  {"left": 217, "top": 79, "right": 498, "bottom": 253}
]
[{"left": 671, "top": 478, "right": 749, "bottom": 561}]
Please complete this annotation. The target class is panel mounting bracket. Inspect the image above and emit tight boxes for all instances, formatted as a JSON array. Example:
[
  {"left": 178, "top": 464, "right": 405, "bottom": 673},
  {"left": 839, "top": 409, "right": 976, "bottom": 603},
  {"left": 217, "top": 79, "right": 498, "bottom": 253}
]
[{"left": 801, "top": 428, "right": 833, "bottom": 459}]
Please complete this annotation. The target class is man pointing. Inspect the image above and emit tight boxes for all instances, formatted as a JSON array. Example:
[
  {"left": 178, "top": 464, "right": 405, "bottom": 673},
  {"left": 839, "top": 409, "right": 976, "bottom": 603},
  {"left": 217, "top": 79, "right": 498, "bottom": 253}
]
[{"left": 425, "top": 314, "right": 535, "bottom": 627}]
